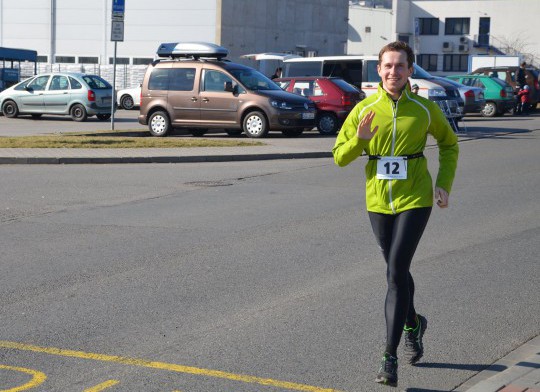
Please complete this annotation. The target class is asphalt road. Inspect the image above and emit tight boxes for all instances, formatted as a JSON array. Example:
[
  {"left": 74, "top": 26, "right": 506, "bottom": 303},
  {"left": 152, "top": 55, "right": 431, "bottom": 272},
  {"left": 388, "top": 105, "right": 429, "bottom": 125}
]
[{"left": 0, "top": 126, "right": 538, "bottom": 391}]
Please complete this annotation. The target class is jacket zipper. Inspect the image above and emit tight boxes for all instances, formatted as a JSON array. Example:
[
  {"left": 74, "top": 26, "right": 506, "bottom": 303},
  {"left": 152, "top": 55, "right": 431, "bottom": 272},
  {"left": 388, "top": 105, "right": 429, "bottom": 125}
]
[{"left": 389, "top": 99, "right": 398, "bottom": 214}]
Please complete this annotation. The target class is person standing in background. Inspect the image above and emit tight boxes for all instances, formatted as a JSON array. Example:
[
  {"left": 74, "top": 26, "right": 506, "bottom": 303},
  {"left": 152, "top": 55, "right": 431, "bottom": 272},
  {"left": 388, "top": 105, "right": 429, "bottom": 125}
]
[
  {"left": 516, "top": 62, "right": 527, "bottom": 88},
  {"left": 270, "top": 67, "right": 282, "bottom": 80}
]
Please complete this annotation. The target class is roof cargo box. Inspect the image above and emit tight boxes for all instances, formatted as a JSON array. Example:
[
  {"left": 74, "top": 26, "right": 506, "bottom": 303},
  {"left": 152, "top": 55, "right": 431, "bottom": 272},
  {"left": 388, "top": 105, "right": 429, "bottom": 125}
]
[{"left": 156, "top": 42, "right": 228, "bottom": 59}]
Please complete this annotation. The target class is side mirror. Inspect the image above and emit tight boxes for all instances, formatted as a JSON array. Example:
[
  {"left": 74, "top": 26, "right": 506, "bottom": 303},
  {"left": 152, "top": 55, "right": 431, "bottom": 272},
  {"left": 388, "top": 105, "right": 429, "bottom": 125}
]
[{"left": 224, "top": 81, "right": 233, "bottom": 92}]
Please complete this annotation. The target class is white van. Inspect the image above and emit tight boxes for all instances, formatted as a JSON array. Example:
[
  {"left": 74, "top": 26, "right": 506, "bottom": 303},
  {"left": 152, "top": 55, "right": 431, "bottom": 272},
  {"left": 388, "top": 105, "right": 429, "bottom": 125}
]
[{"left": 282, "top": 55, "right": 461, "bottom": 102}]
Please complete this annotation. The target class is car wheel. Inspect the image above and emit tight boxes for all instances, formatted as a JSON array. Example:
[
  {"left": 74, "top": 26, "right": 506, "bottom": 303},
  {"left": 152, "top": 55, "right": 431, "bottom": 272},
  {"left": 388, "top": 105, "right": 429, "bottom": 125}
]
[
  {"left": 317, "top": 113, "right": 339, "bottom": 135},
  {"left": 120, "top": 95, "right": 135, "bottom": 110},
  {"left": 31, "top": 114, "right": 42, "bottom": 119},
  {"left": 70, "top": 104, "right": 88, "bottom": 122},
  {"left": 225, "top": 128, "right": 243, "bottom": 137},
  {"left": 2, "top": 101, "right": 19, "bottom": 118},
  {"left": 281, "top": 128, "right": 304, "bottom": 137},
  {"left": 189, "top": 129, "right": 207, "bottom": 137},
  {"left": 148, "top": 111, "right": 171, "bottom": 137},
  {"left": 481, "top": 101, "right": 497, "bottom": 117},
  {"left": 243, "top": 111, "right": 268, "bottom": 138},
  {"left": 97, "top": 114, "right": 111, "bottom": 121}
]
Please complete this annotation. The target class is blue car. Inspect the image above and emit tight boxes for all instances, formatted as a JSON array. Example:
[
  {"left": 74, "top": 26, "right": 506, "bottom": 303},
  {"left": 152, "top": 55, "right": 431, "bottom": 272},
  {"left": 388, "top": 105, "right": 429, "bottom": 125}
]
[{"left": 0, "top": 72, "right": 114, "bottom": 122}]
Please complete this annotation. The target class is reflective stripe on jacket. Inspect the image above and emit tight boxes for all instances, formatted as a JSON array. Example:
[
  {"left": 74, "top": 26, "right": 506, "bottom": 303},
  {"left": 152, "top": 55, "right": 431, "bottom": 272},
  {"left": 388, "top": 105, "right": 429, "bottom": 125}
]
[{"left": 332, "top": 83, "right": 459, "bottom": 214}]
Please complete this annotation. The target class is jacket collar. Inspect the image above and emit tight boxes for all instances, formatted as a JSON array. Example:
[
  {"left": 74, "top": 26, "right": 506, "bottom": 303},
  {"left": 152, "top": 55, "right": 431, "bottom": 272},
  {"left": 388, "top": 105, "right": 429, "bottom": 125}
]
[{"left": 377, "top": 82, "right": 411, "bottom": 102}]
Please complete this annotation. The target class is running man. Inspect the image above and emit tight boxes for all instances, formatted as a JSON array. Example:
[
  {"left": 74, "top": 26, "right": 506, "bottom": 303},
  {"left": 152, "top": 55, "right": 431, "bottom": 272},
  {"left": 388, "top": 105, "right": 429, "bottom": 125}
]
[{"left": 332, "top": 41, "right": 459, "bottom": 387}]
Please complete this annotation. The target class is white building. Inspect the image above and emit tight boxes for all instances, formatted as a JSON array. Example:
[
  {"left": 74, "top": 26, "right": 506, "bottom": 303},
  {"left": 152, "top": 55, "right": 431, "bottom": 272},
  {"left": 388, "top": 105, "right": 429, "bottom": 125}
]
[
  {"left": 348, "top": 4, "right": 392, "bottom": 56},
  {"left": 348, "top": 0, "right": 539, "bottom": 75},
  {"left": 0, "top": 0, "right": 349, "bottom": 87}
]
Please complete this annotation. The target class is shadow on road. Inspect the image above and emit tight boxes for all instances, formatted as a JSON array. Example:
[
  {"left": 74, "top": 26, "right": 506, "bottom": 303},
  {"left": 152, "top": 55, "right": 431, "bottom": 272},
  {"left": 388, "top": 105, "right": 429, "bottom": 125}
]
[
  {"left": 405, "top": 389, "right": 452, "bottom": 392},
  {"left": 414, "top": 362, "right": 506, "bottom": 372},
  {"left": 458, "top": 127, "right": 533, "bottom": 139},
  {"left": 403, "top": 363, "right": 508, "bottom": 392}
]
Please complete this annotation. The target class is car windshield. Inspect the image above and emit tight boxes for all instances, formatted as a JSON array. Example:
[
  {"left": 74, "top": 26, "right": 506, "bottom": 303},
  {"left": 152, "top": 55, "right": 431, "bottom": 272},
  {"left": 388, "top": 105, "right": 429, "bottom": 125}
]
[
  {"left": 440, "top": 78, "right": 463, "bottom": 88},
  {"left": 411, "top": 64, "right": 434, "bottom": 79},
  {"left": 229, "top": 69, "right": 281, "bottom": 91},
  {"left": 82, "top": 75, "right": 112, "bottom": 89},
  {"left": 490, "top": 77, "right": 508, "bottom": 87}
]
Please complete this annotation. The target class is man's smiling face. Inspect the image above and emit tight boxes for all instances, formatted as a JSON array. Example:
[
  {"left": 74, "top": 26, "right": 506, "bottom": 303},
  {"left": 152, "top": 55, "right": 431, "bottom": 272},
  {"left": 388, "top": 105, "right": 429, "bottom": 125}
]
[{"left": 377, "top": 50, "right": 413, "bottom": 99}]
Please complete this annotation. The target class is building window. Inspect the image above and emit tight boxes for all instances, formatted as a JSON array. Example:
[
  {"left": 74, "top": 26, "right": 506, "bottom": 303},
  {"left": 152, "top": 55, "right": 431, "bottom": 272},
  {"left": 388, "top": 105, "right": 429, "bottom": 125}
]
[
  {"left": 55, "top": 56, "right": 75, "bottom": 63},
  {"left": 417, "top": 54, "right": 438, "bottom": 71},
  {"left": 419, "top": 18, "right": 439, "bottom": 35},
  {"left": 445, "top": 18, "right": 470, "bottom": 35},
  {"left": 79, "top": 56, "right": 99, "bottom": 64},
  {"left": 398, "top": 34, "right": 410, "bottom": 44},
  {"left": 109, "top": 57, "right": 130, "bottom": 65},
  {"left": 443, "top": 54, "right": 468, "bottom": 72},
  {"left": 36, "top": 55, "right": 48, "bottom": 63},
  {"left": 478, "top": 17, "right": 490, "bottom": 47},
  {"left": 133, "top": 58, "right": 153, "bottom": 65}
]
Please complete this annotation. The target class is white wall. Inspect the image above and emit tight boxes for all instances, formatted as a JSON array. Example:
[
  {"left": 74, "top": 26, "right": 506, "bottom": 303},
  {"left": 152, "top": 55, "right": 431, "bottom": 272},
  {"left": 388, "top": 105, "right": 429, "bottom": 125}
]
[
  {"left": 0, "top": 0, "right": 348, "bottom": 67},
  {"left": 348, "top": 6, "right": 392, "bottom": 55},
  {"left": 0, "top": 0, "right": 218, "bottom": 64}
]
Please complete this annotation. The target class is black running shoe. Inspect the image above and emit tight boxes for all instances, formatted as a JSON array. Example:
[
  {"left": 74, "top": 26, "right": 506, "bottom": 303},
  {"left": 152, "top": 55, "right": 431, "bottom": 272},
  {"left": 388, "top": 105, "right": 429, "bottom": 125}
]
[
  {"left": 375, "top": 353, "right": 398, "bottom": 387},
  {"left": 403, "top": 314, "right": 427, "bottom": 364}
]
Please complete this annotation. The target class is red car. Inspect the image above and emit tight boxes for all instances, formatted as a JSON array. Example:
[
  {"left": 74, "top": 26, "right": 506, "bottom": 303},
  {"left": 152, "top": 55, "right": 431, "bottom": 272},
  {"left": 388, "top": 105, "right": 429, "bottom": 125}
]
[{"left": 274, "top": 76, "right": 363, "bottom": 135}]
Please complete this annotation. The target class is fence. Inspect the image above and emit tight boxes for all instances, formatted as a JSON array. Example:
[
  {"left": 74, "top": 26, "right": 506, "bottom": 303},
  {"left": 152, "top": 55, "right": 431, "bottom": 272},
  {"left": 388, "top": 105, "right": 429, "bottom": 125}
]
[{"left": 17, "top": 63, "right": 149, "bottom": 90}]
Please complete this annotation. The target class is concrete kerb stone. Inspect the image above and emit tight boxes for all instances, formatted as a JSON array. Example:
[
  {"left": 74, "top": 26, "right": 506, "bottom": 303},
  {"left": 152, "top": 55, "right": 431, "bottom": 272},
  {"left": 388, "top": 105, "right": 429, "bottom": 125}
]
[
  {"left": 457, "top": 335, "right": 540, "bottom": 392},
  {"left": 0, "top": 151, "right": 334, "bottom": 165}
]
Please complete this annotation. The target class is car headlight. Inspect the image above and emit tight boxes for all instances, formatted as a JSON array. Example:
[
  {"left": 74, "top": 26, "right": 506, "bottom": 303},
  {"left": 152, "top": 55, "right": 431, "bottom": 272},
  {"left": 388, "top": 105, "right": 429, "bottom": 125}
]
[
  {"left": 428, "top": 89, "right": 447, "bottom": 97},
  {"left": 270, "top": 99, "right": 293, "bottom": 110}
]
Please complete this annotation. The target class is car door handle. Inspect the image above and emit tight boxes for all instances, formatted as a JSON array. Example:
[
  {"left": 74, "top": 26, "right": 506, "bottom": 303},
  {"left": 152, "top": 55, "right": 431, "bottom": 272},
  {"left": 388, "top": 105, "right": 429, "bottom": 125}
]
[
  {"left": 202, "top": 98, "right": 209, "bottom": 102},
  {"left": 191, "top": 97, "right": 198, "bottom": 102}
]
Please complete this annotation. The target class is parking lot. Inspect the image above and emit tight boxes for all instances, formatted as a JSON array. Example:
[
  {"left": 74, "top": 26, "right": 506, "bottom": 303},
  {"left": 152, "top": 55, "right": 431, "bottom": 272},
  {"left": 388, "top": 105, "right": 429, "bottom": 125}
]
[{"left": 0, "top": 108, "right": 538, "bottom": 139}]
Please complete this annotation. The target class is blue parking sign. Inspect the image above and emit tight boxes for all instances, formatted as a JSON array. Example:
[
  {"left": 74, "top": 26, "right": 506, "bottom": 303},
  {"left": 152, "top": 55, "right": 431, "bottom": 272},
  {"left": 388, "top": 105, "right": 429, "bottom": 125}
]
[{"left": 112, "top": 0, "right": 125, "bottom": 19}]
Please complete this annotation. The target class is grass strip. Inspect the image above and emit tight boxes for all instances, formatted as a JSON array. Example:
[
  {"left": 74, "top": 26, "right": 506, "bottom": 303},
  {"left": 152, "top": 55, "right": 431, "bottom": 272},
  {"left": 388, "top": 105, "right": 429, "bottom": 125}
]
[{"left": 0, "top": 130, "right": 263, "bottom": 148}]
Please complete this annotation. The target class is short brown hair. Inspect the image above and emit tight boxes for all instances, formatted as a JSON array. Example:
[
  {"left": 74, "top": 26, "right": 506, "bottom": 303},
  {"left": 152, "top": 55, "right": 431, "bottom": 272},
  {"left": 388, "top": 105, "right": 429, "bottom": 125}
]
[{"left": 378, "top": 41, "right": 415, "bottom": 68}]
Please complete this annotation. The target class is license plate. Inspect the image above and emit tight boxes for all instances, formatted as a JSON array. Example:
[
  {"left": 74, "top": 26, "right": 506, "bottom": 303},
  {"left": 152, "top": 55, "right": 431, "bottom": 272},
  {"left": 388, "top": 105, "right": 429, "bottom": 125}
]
[
  {"left": 302, "top": 112, "right": 315, "bottom": 119},
  {"left": 102, "top": 97, "right": 112, "bottom": 104}
]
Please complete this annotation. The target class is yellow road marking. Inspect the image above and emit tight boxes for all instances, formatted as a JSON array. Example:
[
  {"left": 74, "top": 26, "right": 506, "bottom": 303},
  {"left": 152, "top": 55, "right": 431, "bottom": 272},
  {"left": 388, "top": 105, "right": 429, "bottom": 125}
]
[
  {"left": 84, "top": 380, "right": 119, "bottom": 392},
  {"left": 0, "top": 341, "right": 343, "bottom": 392},
  {"left": 0, "top": 364, "right": 47, "bottom": 392}
]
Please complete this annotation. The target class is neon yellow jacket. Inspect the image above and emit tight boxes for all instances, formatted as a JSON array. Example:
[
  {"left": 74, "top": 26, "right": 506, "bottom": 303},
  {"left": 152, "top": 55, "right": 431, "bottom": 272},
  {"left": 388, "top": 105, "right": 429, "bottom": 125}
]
[{"left": 333, "top": 84, "right": 459, "bottom": 214}]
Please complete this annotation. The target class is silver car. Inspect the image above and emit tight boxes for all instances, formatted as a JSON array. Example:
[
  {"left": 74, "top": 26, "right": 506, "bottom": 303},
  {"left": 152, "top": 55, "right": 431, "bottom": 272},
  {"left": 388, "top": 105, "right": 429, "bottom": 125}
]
[
  {"left": 0, "top": 72, "right": 114, "bottom": 122},
  {"left": 436, "top": 76, "right": 486, "bottom": 114}
]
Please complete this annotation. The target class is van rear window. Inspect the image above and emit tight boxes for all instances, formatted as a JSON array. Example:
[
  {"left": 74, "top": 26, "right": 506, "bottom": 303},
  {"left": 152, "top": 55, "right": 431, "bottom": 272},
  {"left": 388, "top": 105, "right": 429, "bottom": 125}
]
[{"left": 148, "top": 68, "right": 196, "bottom": 91}]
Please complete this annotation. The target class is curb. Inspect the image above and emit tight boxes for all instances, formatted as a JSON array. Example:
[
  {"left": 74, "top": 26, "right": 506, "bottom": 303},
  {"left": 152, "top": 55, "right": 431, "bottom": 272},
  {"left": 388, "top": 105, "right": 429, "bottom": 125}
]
[
  {"left": 0, "top": 151, "right": 333, "bottom": 165},
  {"left": 456, "top": 335, "right": 540, "bottom": 392}
]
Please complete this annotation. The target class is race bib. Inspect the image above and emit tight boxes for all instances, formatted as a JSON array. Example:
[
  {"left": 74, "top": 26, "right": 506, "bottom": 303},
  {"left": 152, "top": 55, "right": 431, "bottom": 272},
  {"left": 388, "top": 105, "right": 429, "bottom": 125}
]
[{"left": 376, "top": 157, "right": 407, "bottom": 180}]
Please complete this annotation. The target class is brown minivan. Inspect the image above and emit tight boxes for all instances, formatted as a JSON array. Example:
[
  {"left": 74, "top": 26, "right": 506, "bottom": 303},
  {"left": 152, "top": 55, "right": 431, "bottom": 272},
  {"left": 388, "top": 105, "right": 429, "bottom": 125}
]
[{"left": 138, "top": 42, "right": 317, "bottom": 138}]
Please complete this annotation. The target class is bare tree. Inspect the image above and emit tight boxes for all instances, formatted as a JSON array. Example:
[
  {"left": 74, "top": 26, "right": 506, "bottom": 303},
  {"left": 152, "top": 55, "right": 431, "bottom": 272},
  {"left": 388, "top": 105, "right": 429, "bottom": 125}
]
[{"left": 490, "top": 32, "right": 532, "bottom": 56}]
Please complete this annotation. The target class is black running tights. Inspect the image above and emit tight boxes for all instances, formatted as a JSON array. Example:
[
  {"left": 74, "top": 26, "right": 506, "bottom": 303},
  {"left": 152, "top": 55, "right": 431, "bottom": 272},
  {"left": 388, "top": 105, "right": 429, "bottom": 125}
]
[{"left": 368, "top": 207, "right": 432, "bottom": 356}]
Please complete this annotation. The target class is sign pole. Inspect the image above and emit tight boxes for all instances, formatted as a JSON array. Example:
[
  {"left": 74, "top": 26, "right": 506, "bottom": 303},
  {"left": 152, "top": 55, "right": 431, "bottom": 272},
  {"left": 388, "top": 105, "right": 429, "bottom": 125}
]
[
  {"left": 111, "top": 42, "right": 117, "bottom": 131},
  {"left": 110, "top": 0, "right": 125, "bottom": 131}
]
